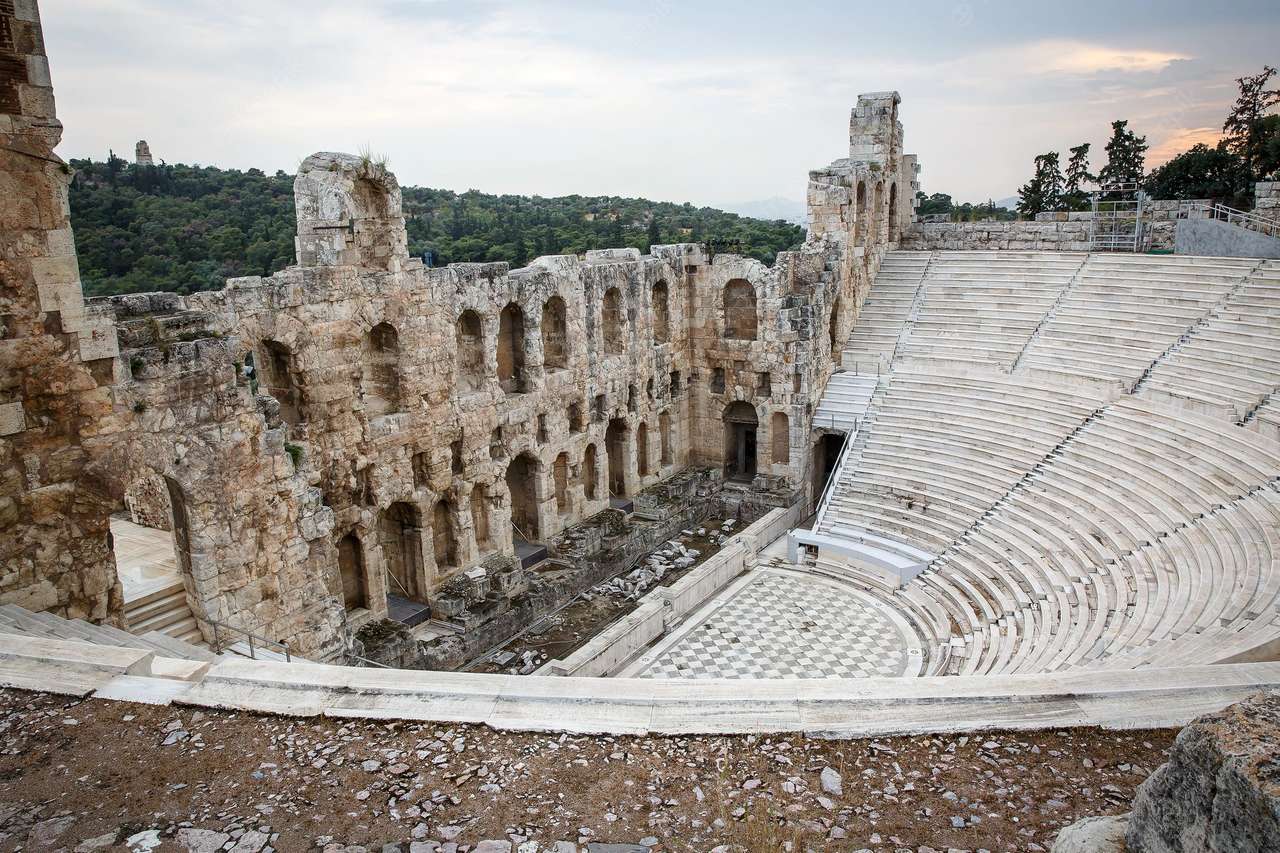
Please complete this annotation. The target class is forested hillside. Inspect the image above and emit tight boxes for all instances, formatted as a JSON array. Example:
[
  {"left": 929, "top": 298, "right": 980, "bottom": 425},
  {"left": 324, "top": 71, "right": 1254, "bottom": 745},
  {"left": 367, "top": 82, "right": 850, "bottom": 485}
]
[{"left": 67, "top": 156, "right": 806, "bottom": 296}]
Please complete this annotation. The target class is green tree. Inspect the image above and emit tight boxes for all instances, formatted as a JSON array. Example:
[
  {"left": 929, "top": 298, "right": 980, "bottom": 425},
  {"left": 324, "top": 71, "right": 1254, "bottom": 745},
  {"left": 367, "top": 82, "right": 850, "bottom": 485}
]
[
  {"left": 1062, "top": 143, "right": 1095, "bottom": 209},
  {"left": 646, "top": 216, "right": 660, "bottom": 249},
  {"left": 1144, "top": 143, "right": 1249, "bottom": 203},
  {"left": 1098, "top": 120, "right": 1148, "bottom": 188},
  {"left": 1017, "top": 152, "right": 1063, "bottom": 217},
  {"left": 1223, "top": 66, "right": 1280, "bottom": 184}
]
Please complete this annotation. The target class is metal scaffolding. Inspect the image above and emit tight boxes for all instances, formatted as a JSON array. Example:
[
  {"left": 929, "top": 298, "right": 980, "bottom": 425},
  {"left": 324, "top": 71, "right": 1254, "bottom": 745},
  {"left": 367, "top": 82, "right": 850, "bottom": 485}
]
[{"left": 1089, "top": 182, "right": 1148, "bottom": 252}]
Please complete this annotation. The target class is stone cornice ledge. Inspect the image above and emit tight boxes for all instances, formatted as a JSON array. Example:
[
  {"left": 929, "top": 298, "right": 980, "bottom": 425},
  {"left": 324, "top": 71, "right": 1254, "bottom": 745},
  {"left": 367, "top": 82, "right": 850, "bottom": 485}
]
[{"left": 3, "top": 634, "right": 1279, "bottom": 737}]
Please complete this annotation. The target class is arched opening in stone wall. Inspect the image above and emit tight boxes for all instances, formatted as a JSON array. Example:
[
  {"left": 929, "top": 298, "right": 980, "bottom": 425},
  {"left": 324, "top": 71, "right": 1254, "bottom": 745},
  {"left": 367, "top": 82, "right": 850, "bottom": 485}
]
[
  {"left": 829, "top": 296, "right": 842, "bottom": 359},
  {"left": 380, "top": 502, "right": 424, "bottom": 602},
  {"left": 432, "top": 499, "right": 457, "bottom": 575},
  {"left": 602, "top": 287, "right": 624, "bottom": 355},
  {"left": 722, "top": 401, "right": 759, "bottom": 481},
  {"left": 470, "top": 486, "right": 490, "bottom": 553},
  {"left": 659, "top": 411, "right": 672, "bottom": 466},
  {"left": 636, "top": 422, "right": 650, "bottom": 477},
  {"left": 541, "top": 295, "right": 568, "bottom": 371},
  {"left": 338, "top": 532, "right": 367, "bottom": 611},
  {"left": 889, "top": 183, "right": 899, "bottom": 242},
  {"left": 723, "top": 279, "right": 758, "bottom": 341},
  {"left": 362, "top": 322, "right": 402, "bottom": 417},
  {"left": 111, "top": 474, "right": 190, "bottom": 615},
  {"left": 497, "top": 303, "right": 526, "bottom": 394},
  {"left": 874, "top": 181, "right": 885, "bottom": 242},
  {"left": 553, "top": 452, "right": 570, "bottom": 512},
  {"left": 652, "top": 281, "right": 670, "bottom": 345},
  {"left": 771, "top": 411, "right": 790, "bottom": 464},
  {"left": 582, "top": 444, "right": 599, "bottom": 501},
  {"left": 855, "top": 181, "right": 867, "bottom": 246},
  {"left": 455, "top": 310, "right": 485, "bottom": 394},
  {"left": 506, "top": 454, "right": 540, "bottom": 542},
  {"left": 258, "top": 339, "right": 303, "bottom": 425},
  {"left": 606, "top": 418, "right": 628, "bottom": 497}
]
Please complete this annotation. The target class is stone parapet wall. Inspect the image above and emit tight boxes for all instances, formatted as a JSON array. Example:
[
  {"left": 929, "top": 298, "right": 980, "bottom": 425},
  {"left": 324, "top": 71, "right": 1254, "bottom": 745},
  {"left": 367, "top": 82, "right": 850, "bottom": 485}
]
[{"left": 1256, "top": 181, "right": 1280, "bottom": 221}]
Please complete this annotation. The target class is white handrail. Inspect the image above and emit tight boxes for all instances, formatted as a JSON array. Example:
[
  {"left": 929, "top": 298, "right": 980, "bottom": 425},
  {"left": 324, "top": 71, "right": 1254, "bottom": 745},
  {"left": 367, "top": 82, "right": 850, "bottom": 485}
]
[{"left": 1178, "top": 201, "right": 1280, "bottom": 238}]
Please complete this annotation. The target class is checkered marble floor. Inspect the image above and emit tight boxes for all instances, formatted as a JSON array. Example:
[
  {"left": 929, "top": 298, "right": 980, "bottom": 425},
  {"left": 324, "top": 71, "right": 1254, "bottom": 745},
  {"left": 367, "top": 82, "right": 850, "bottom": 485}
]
[{"left": 635, "top": 570, "right": 911, "bottom": 679}]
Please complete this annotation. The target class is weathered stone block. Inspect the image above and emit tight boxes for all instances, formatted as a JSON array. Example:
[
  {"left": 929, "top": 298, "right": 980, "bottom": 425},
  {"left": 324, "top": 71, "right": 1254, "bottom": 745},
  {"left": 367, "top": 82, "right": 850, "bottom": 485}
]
[{"left": 1127, "top": 691, "right": 1280, "bottom": 853}]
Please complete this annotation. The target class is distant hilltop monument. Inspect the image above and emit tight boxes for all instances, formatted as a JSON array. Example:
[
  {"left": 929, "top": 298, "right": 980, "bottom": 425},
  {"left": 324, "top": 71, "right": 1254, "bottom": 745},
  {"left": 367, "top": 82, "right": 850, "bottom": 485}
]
[{"left": 134, "top": 140, "right": 154, "bottom": 165}]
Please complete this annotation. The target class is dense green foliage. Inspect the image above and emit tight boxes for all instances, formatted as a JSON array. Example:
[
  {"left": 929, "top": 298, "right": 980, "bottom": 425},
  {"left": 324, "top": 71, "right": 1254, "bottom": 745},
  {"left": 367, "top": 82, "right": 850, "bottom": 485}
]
[
  {"left": 1144, "top": 143, "right": 1251, "bottom": 202},
  {"left": 67, "top": 157, "right": 805, "bottom": 297},
  {"left": 68, "top": 158, "right": 297, "bottom": 296},
  {"left": 1097, "top": 120, "right": 1149, "bottom": 188},
  {"left": 1017, "top": 151, "right": 1065, "bottom": 217}
]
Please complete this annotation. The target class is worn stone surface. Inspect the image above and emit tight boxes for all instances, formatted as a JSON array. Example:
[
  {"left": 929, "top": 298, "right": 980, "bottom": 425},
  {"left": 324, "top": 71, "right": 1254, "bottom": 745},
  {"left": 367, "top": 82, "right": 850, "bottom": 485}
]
[
  {"left": 1051, "top": 814, "right": 1128, "bottom": 852},
  {"left": 1127, "top": 691, "right": 1280, "bottom": 853}
]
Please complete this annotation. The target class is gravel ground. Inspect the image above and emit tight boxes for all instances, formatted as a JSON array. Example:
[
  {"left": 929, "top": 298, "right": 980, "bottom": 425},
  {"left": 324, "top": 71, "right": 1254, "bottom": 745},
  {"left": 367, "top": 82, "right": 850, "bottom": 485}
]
[{"left": 0, "top": 688, "right": 1173, "bottom": 852}]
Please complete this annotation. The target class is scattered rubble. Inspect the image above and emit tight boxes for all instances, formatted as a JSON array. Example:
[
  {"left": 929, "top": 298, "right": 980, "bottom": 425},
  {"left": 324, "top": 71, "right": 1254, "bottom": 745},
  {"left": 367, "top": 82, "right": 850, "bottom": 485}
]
[{"left": 1, "top": 689, "right": 1173, "bottom": 851}]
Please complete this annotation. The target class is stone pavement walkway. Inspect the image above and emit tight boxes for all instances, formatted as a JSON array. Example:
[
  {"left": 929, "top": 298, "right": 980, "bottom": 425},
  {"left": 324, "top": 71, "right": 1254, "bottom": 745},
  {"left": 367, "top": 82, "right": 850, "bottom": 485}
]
[{"left": 628, "top": 568, "right": 919, "bottom": 679}]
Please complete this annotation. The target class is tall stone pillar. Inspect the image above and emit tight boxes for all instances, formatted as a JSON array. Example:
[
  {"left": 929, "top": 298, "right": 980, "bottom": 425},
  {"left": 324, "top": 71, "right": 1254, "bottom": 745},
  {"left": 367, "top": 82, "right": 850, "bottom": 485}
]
[{"left": 0, "top": 0, "right": 122, "bottom": 620}]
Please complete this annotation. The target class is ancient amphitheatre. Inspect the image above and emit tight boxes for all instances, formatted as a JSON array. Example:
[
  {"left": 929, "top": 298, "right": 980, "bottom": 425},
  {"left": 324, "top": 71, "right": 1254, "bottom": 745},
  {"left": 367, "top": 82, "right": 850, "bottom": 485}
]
[{"left": 4, "top": 1, "right": 1280, "bottom": 850}]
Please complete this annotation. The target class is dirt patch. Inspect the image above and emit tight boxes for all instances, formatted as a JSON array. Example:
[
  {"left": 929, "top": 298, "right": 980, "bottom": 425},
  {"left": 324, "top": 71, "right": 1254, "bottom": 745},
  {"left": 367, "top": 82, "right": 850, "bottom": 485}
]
[
  {"left": 470, "top": 518, "right": 739, "bottom": 674},
  {"left": 0, "top": 688, "right": 1174, "bottom": 852}
]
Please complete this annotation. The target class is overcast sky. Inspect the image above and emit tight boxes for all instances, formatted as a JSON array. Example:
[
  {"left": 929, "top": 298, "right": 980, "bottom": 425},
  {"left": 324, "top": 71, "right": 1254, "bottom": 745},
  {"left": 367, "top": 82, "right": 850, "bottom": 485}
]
[{"left": 40, "top": 0, "right": 1280, "bottom": 209}]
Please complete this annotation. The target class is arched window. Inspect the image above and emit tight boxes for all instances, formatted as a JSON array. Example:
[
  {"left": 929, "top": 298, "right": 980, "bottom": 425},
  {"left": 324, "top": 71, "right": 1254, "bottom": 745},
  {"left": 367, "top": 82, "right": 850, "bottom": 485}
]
[
  {"left": 380, "top": 501, "right": 423, "bottom": 601},
  {"left": 259, "top": 340, "right": 303, "bottom": 425},
  {"left": 855, "top": 180, "right": 867, "bottom": 246},
  {"left": 636, "top": 422, "right": 650, "bottom": 477},
  {"left": 455, "top": 309, "right": 485, "bottom": 394},
  {"left": 873, "top": 181, "right": 885, "bottom": 243},
  {"left": 362, "top": 322, "right": 401, "bottom": 416},
  {"left": 602, "top": 287, "right": 625, "bottom": 355},
  {"left": 829, "top": 297, "right": 842, "bottom": 358},
  {"left": 432, "top": 499, "right": 457, "bottom": 573},
  {"left": 542, "top": 295, "right": 568, "bottom": 370},
  {"left": 605, "top": 418, "right": 628, "bottom": 496},
  {"left": 337, "top": 532, "right": 367, "bottom": 611},
  {"left": 888, "top": 183, "right": 899, "bottom": 242},
  {"left": 582, "top": 444, "right": 599, "bottom": 501},
  {"left": 652, "top": 281, "right": 670, "bottom": 344},
  {"left": 723, "top": 279, "right": 758, "bottom": 341},
  {"left": 498, "top": 303, "right": 526, "bottom": 393},
  {"left": 506, "top": 454, "right": 540, "bottom": 541},
  {"left": 771, "top": 412, "right": 790, "bottom": 464},
  {"left": 470, "top": 486, "right": 490, "bottom": 552},
  {"left": 722, "top": 401, "right": 759, "bottom": 480},
  {"left": 659, "top": 411, "right": 673, "bottom": 466},
  {"left": 553, "top": 452, "right": 570, "bottom": 512}
]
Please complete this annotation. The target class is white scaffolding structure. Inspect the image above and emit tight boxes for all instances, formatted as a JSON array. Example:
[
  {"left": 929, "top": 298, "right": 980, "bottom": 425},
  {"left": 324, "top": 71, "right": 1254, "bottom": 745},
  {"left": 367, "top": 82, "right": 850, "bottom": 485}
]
[{"left": 1089, "top": 182, "right": 1148, "bottom": 252}]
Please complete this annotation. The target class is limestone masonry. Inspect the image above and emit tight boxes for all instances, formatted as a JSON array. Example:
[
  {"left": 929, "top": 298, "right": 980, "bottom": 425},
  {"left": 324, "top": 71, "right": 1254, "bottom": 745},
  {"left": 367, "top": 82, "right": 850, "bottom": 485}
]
[{"left": 0, "top": 1, "right": 915, "bottom": 659}]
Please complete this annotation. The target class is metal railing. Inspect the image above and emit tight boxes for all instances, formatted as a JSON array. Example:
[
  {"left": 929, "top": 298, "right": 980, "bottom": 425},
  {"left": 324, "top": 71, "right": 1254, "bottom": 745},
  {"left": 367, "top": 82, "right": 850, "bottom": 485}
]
[
  {"left": 208, "top": 618, "right": 291, "bottom": 662},
  {"left": 812, "top": 417, "right": 858, "bottom": 529},
  {"left": 1178, "top": 201, "right": 1280, "bottom": 239},
  {"left": 348, "top": 653, "right": 392, "bottom": 669}
]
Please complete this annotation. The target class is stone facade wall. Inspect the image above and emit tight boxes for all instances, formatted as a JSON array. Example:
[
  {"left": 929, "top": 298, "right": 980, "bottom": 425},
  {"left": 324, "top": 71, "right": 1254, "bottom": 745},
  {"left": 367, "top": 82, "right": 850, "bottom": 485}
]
[{"left": 0, "top": 3, "right": 913, "bottom": 662}]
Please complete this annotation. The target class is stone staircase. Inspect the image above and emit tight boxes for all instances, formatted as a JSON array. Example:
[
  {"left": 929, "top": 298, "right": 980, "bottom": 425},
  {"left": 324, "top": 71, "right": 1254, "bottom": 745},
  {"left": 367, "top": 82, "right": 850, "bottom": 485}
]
[
  {"left": 0, "top": 602, "right": 216, "bottom": 662},
  {"left": 124, "top": 579, "right": 203, "bottom": 646},
  {"left": 0, "top": 603, "right": 292, "bottom": 663},
  {"left": 812, "top": 371, "right": 877, "bottom": 433}
]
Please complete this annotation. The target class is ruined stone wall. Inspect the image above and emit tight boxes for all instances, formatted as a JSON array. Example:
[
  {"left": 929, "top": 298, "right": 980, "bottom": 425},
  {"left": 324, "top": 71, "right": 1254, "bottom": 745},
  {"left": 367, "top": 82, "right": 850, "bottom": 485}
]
[{"left": 1, "top": 11, "right": 916, "bottom": 663}]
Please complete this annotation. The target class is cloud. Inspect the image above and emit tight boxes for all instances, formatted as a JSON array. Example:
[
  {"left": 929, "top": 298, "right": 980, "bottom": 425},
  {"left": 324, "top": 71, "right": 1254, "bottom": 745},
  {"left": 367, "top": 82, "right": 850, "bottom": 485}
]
[
  {"left": 1147, "top": 126, "right": 1223, "bottom": 165},
  {"left": 1031, "top": 42, "right": 1189, "bottom": 76}
]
